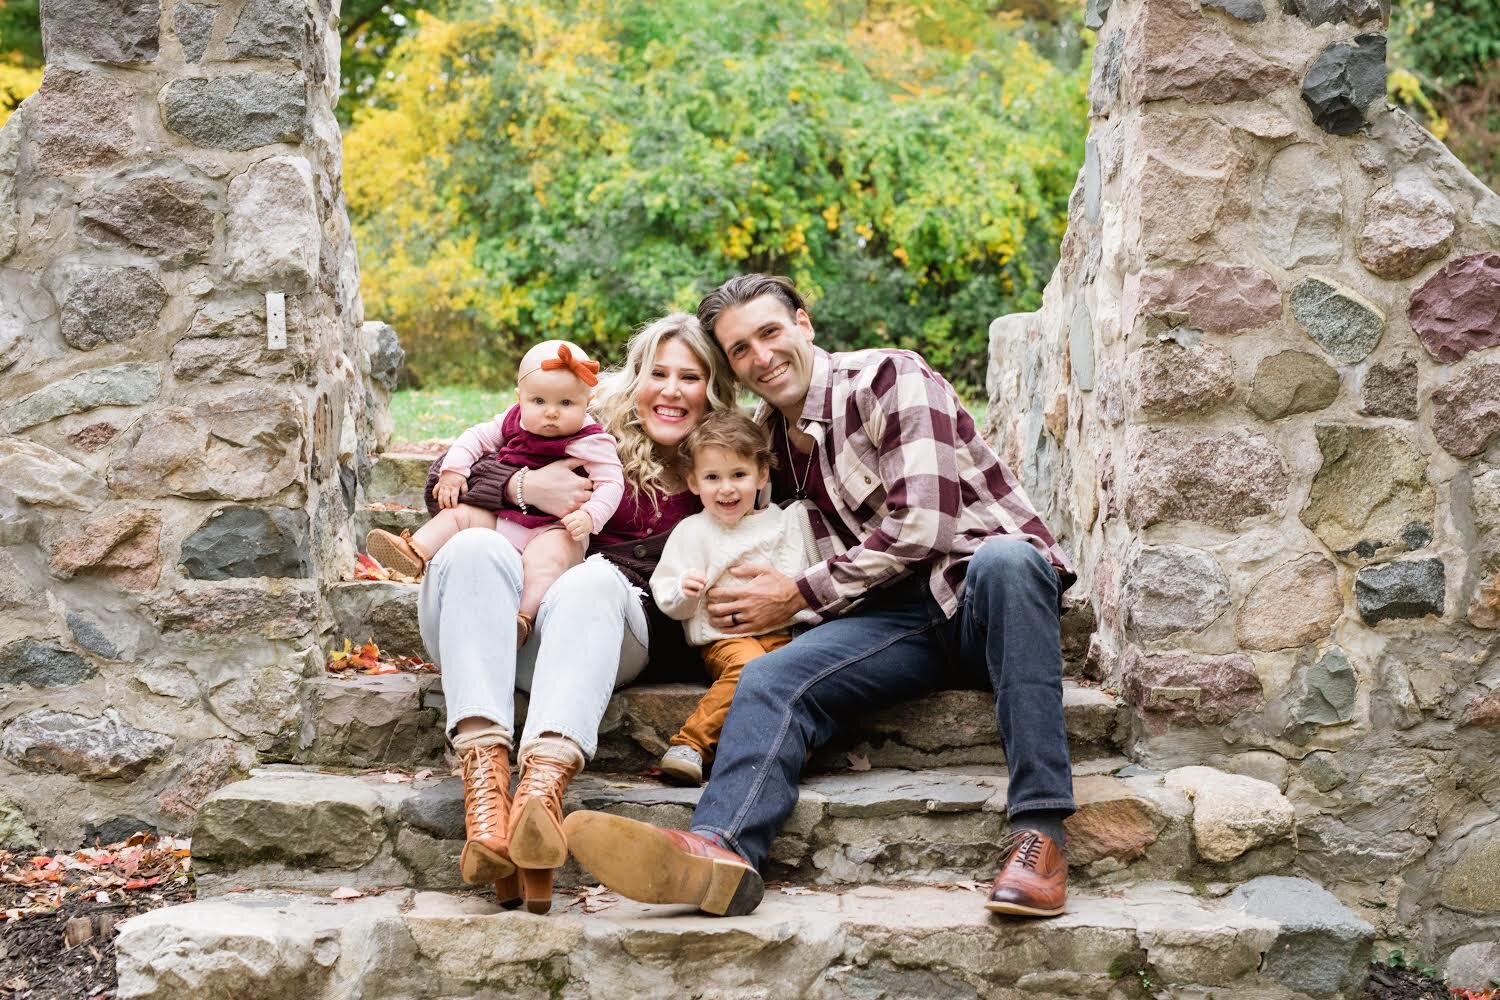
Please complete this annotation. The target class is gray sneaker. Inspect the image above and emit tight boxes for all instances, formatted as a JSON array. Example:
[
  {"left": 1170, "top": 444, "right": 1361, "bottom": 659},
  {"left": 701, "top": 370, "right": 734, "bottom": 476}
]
[{"left": 659, "top": 745, "right": 704, "bottom": 786}]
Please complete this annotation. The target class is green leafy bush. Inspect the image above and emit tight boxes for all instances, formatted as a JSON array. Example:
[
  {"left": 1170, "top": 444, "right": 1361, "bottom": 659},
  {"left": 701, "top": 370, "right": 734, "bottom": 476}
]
[{"left": 345, "top": 0, "right": 1090, "bottom": 394}]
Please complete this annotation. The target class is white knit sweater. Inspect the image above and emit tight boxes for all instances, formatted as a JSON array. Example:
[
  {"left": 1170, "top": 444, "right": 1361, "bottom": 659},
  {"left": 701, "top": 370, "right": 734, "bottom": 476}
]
[{"left": 649, "top": 502, "right": 822, "bottom": 646}]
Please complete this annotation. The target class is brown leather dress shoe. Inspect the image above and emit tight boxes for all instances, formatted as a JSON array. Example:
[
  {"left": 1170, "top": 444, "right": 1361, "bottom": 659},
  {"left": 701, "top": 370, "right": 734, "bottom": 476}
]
[
  {"left": 985, "top": 829, "right": 1067, "bottom": 917},
  {"left": 507, "top": 740, "right": 584, "bottom": 914},
  {"left": 457, "top": 743, "right": 516, "bottom": 886},
  {"left": 563, "top": 811, "right": 764, "bottom": 917}
]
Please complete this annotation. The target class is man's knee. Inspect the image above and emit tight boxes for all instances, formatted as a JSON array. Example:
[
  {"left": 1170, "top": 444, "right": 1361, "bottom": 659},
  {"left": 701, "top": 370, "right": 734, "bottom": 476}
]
[
  {"left": 970, "top": 537, "right": 1055, "bottom": 586},
  {"left": 729, "top": 646, "right": 804, "bottom": 711}
]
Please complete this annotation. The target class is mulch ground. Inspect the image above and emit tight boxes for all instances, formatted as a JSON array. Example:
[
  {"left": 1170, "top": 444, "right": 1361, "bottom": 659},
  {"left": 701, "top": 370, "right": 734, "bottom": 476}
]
[
  {"left": 1367, "top": 962, "right": 1496, "bottom": 1000},
  {"left": 0, "top": 835, "right": 193, "bottom": 1000}
]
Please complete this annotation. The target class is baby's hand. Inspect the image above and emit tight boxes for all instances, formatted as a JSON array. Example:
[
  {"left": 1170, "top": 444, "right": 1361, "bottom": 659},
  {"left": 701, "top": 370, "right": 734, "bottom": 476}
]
[
  {"left": 562, "top": 509, "right": 592, "bottom": 541},
  {"left": 681, "top": 571, "right": 708, "bottom": 599},
  {"left": 435, "top": 470, "right": 468, "bottom": 509}
]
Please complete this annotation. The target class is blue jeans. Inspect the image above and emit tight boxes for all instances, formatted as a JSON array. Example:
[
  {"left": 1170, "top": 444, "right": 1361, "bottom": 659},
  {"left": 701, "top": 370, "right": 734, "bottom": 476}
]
[{"left": 689, "top": 537, "right": 1075, "bottom": 867}]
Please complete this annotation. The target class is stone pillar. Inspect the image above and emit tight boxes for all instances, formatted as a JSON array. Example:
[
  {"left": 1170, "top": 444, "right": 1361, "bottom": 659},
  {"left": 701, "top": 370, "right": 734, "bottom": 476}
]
[
  {"left": 988, "top": 0, "right": 1500, "bottom": 955},
  {"left": 0, "top": 0, "right": 370, "bottom": 843}
]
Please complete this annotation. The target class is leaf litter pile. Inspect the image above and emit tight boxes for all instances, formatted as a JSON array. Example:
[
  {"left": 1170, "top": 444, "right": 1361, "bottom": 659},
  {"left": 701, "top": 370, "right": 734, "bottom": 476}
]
[
  {"left": 0, "top": 832, "right": 192, "bottom": 1000},
  {"left": 326, "top": 636, "right": 435, "bottom": 677}
]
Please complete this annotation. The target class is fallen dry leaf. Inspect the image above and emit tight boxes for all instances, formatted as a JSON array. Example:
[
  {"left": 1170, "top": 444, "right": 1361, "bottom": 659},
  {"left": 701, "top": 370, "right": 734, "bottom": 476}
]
[
  {"left": 330, "top": 886, "right": 364, "bottom": 900},
  {"left": 846, "top": 752, "right": 871, "bottom": 772},
  {"left": 413, "top": 769, "right": 433, "bottom": 781},
  {"left": 379, "top": 771, "right": 412, "bottom": 784}
]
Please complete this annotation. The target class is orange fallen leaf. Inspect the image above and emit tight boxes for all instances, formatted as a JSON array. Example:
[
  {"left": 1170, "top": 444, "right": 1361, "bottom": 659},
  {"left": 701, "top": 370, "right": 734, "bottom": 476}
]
[
  {"left": 123, "top": 876, "right": 161, "bottom": 891},
  {"left": 330, "top": 886, "right": 364, "bottom": 900},
  {"left": 846, "top": 752, "right": 871, "bottom": 772}
]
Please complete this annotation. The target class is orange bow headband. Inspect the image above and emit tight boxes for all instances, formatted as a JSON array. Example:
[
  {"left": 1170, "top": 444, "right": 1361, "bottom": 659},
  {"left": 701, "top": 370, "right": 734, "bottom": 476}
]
[{"left": 517, "top": 343, "right": 600, "bottom": 388}]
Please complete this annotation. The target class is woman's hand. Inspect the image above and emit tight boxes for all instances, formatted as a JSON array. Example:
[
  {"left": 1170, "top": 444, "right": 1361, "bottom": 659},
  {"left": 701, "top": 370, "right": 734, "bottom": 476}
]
[
  {"left": 435, "top": 470, "right": 468, "bottom": 509},
  {"left": 705, "top": 563, "right": 808, "bottom": 634},
  {"left": 513, "top": 458, "right": 594, "bottom": 517}
]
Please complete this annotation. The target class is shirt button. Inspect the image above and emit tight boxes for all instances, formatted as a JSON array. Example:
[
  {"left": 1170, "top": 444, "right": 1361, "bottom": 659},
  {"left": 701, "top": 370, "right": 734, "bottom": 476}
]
[
  {"left": 863, "top": 474, "right": 873, "bottom": 484},
  {"left": 633, "top": 545, "right": 648, "bottom": 558}
]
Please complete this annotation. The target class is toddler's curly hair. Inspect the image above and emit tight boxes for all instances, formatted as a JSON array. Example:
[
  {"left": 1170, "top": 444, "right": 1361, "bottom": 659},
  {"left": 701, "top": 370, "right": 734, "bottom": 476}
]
[{"left": 680, "top": 409, "right": 776, "bottom": 473}]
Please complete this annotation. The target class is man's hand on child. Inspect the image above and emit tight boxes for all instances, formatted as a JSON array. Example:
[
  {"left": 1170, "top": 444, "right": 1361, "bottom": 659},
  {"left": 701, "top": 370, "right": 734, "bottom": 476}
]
[
  {"left": 681, "top": 571, "right": 708, "bottom": 599},
  {"left": 562, "top": 509, "right": 592, "bottom": 541},
  {"left": 706, "top": 562, "right": 808, "bottom": 634},
  {"left": 435, "top": 471, "right": 468, "bottom": 509}
]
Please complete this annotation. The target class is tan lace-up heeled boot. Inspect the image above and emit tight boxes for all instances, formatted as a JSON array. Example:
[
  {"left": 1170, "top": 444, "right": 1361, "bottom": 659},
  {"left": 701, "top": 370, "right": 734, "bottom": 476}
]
[
  {"left": 507, "top": 737, "right": 585, "bottom": 914},
  {"left": 457, "top": 742, "right": 517, "bottom": 888}
]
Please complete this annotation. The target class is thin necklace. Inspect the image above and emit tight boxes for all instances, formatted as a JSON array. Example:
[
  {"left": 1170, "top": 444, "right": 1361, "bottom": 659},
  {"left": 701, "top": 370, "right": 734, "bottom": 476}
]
[{"left": 782, "top": 415, "right": 816, "bottom": 500}]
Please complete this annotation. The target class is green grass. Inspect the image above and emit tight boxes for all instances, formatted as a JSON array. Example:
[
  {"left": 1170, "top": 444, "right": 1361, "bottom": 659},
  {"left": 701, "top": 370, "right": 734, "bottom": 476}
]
[
  {"left": 391, "top": 386, "right": 989, "bottom": 446},
  {"left": 390, "top": 386, "right": 513, "bottom": 445}
]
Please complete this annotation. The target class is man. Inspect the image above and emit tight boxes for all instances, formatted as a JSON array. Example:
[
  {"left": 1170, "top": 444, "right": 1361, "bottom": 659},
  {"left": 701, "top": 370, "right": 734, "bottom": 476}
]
[{"left": 565, "top": 274, "right": 1077, "bottom": 918}]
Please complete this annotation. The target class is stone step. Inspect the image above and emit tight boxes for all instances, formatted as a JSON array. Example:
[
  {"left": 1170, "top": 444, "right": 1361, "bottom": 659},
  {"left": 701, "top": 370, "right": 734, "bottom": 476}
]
[
  {"left": 114, "top": 880, "right": 1374, "bottom": 999},
  {"left": 295, "top": 671, "right": 1127, "bottom": 773},
  {"left": 191, "top": 761, "right": 1297, "bottom": 898},
  {"left": 364, "top": 450, "right": 437, "bottom": 508},
  {"left": 353, "top": 502, "right": 426, "bottom": 542}
]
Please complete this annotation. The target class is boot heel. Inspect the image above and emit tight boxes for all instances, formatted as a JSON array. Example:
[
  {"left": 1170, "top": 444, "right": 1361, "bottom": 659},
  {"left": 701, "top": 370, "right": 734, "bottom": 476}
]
[
  {"left": 702, "top": 858, "right": 763, "bottom": 917},
  {"left": 494, "top": 871, "right": 522, "bottom": 910},
  {"left": 520, "top": 868, "right": 553, "bottom": 914}
]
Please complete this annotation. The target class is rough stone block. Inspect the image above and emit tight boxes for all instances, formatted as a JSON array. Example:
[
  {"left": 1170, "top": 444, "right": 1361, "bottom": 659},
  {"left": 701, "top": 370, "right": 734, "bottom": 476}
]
[
  {"left": 193, "top": 773, "right": 387, "bottom": 872},
  {"left": 1227, "top": 876, "right": 1374, "bottom": 994},
  {"left": 1121, "top": 544, "right": 1230, "bottom": 640},
  {"left": 1127, "top": 0, "right": 1294, "bottom": 104},
  {"left": 1236, "top": 554, "right": 1342, "bottom": 652},
  {"left": 1410, "top": 252, "right": 1500, "bottom": 363},
  {"left": 173, "top": 1, "right": 216, "bottom": 62},
  {"left": 1282, "top": 0, "right": 1386, "bottom": 25},
  {"left": 1258, "top": 143, "right": 1342, "bottom": 268},
  {"left": 57, "top": 265, "right": 168, "bottom": 352},
  {"left": 1165, "top": 767, "right": 1295, "bottom": 863},
  {"left": 1357, "top": 179, "right": 1455, "bottom": 280},
  {"left": 1125, "top": 340, "right": 1234, "bottom": 417},
  {"left": 0, "top": 438, "right": 105, "bottom": 509},
  {"left": 225, "top": 0, "right": 308, "bottom": 60},
  {"left": 49, "top": 507, "right": 163, "bottom": 591},
  {"left": 1360, "top": 355, "right": 1417, "bottom": 418},
  {"left": 0, "top": 638, "right": 95, "bottom": 688},
  {"left": 151, "top": 583, "right": 318, "bottom": 640},
  {"left": 79, "top": 171, "right": 216, "bottom": 265},
  {"left": 1121, "top": 648, "right": 1264, "bottom": 730},
  {"left": 107, "top": 389, "right": 306, "bottom": 501},
  {"left": 1302, "top": 34, "right": 1387, "bottom": 135},
  {"left": 2, "top": 709, "right": 172, "bottom": 779},
  {"left": 29, "top": 69, "right": 134, "bottom": 175},
  {"left": 1355, "top": 559, "right": 1445, "bottom": 624},
  {"left": 1135, "top": 263, "right": 1280, "bottom": 334},
  {"left": 1300, "top": 424, "right": 1433, "bottom": 561},
  {"left": 1248, "top": 350, "right": 1339, "bottom": 421},
  {"left": 226, "top": 156, "right": 319, "bottom": 291},
  {"left": 41, "top": 0, "right": 160, "bottom": 63},
  {"left": 180, "top": 506, "right": 312, "bottom": 580},
  {"left": 325, "top": 581, "right": 424, "bottom": 658},
  {"left": 1433, "top": 362, "right": 1500, "bottom": 458},
  {"left": 1, "top": 363, "right": 160, "bottom": 434},
  {"left": 1291, "top": 277, "right": 1384, "bottom": 363},
  {"left": 161, "top": 74, "right": 307, "bottom": 150},
  {"left": 1124, "top": 428, "right": 1288, "bottom": 529}
]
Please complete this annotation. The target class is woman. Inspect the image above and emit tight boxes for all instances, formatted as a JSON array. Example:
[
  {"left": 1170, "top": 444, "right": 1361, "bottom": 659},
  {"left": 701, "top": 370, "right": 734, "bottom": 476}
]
[{"left": 416, "top": 312, "right": 737, "bottom": 913}]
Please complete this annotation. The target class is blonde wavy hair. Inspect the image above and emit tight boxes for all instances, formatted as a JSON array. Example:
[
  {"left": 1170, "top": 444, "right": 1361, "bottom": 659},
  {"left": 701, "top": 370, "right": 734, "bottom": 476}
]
[{"left": 592, "top": 312, "right": 738, "bottom": 503}]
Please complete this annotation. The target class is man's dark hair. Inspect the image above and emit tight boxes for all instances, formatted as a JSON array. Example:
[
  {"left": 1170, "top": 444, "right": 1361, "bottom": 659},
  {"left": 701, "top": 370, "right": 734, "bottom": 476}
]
[{"left": 695, "top": 274, "right": 807, "bottom": 341}]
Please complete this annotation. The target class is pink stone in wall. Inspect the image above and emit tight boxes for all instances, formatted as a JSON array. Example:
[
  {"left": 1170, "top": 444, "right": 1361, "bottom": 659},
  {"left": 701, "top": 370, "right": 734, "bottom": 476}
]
[
  {"left": 48, "top": 508, "right": 162, "bottom": 591},
  {"left": 1121, "top": 647, "right": 1265, "bottom": 732},
  {"left": 1127, "top": 0, "right": 1296, "bottom": 105},
  {"left": 1409, "top": 252, "right": 1500, "bottom": 363},
  {"left": 1463, "top": 688, "right": 1500, "bottom": 728},
  {"left": 1136, "top": 263, "right": 1282, "bottom": 334},
  {"left": 1431, "top": 362, "right": 1500, "bottom": 458}
]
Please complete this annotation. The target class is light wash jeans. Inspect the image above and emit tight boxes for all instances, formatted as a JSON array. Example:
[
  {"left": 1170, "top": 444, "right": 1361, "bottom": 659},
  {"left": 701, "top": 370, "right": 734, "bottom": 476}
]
[{"left": 417, "top": 528, "right": 649, "bottom": 757}]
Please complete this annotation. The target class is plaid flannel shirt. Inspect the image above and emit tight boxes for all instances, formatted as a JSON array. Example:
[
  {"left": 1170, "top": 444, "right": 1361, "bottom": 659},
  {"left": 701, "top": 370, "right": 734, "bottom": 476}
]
[{"left": 757, "top": 346, "right": 1076, "bottom": 618}]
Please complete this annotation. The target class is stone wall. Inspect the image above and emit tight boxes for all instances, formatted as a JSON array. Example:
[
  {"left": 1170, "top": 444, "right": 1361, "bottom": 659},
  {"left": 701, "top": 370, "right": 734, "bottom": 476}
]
[
  {"left": 988, "top": 0, "right": 1500, "bottom": 960},
  {"left": 0, "top": 0, "right": 379, "bottom": 846}
]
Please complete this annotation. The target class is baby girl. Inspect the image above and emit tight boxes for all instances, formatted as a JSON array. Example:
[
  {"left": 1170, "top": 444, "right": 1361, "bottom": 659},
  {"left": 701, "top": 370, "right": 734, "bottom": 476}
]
[{"left": 366, "top": 340, "right": 624, "bottom": 645}]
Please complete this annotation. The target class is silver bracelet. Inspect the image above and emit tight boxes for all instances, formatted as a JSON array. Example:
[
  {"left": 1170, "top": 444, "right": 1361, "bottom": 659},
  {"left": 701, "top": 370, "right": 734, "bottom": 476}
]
[{"left": 514, "top": 467, "right": 528, "bottom": 514}]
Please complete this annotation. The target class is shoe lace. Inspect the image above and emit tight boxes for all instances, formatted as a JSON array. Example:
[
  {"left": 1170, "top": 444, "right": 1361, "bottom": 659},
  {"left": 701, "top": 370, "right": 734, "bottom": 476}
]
[
  {"left": 515, "top": 753, "right": 574, "bottom": 812},
  {"left": 1001, "top": 830, "right": 1046, "bottom": 872},
  {"left": 460, "top": 744, "right": 510, "bottom": 837}
]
